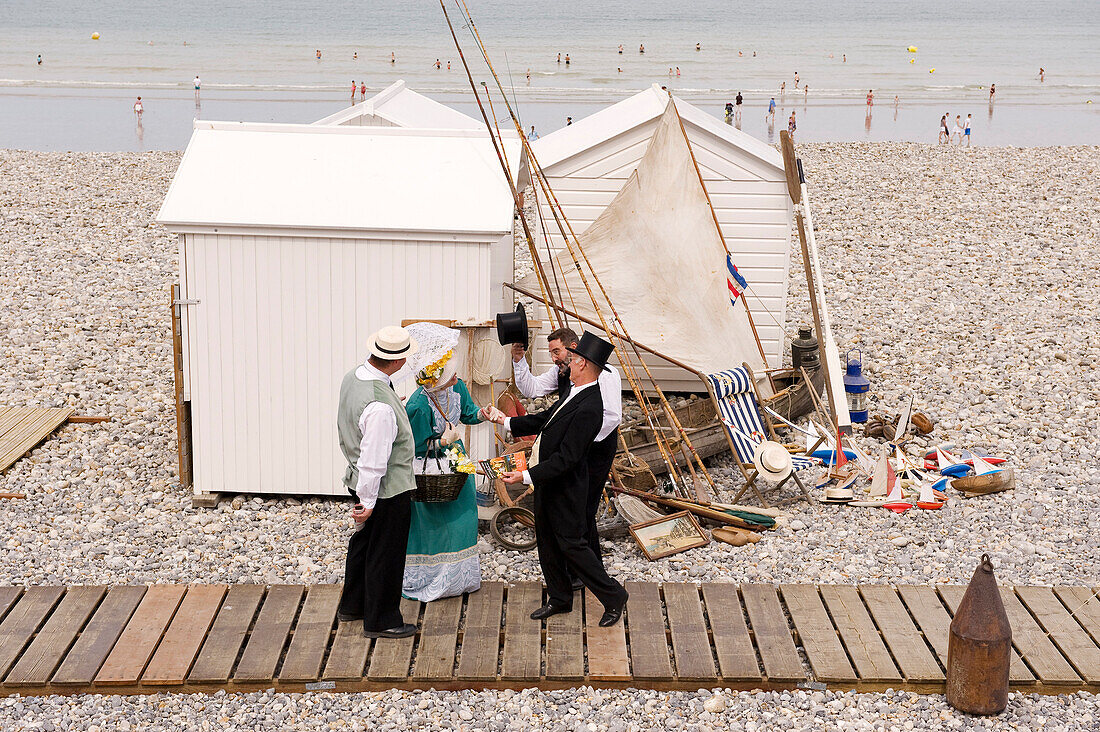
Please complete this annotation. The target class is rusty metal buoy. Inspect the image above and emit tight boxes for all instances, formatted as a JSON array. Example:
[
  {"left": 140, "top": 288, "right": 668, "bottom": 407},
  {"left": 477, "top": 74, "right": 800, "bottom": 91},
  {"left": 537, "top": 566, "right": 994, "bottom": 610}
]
[{"left": 946, "top": 554, "right": 1012, "bottom": 715}]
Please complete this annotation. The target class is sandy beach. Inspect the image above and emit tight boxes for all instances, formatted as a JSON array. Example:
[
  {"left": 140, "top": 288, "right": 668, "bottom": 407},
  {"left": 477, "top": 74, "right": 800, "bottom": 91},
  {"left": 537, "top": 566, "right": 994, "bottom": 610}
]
[{"left": 1, "top": 142, "right": 1099, "bottom": 728}]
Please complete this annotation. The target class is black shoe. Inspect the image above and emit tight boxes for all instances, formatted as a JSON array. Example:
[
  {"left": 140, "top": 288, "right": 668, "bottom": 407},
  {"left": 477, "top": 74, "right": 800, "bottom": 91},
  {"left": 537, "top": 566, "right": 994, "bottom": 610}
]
[
  {"left": 530, "top": 603, "right": 572, "bottom": 620},
  {"left": 570, "top": 579, "right": 584, "bottom": 591},
  {"left": 599, "top": 591, "right": 629, "bottom": 627},
  {"left": 337, "top": 610, "right": 362, "bottom": 622},
  {"left": 363, "top": 623, "right": 417, "bottom": 639}
]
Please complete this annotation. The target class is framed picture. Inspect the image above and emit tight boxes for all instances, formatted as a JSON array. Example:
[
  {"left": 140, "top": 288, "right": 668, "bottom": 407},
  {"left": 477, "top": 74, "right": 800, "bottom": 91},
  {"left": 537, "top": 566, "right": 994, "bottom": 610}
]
[{"left": 628, "top": 511, "right": 709, "bottom": 561}]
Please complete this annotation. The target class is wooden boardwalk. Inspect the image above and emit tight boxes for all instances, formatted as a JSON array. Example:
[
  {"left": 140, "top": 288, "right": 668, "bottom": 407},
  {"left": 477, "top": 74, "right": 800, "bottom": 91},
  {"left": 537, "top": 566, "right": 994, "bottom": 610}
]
[
  {"left": 1, "top": 582, "right": 1099, "bottom": 697},
  {"left": 0, "top": 406, "right": 74, "bottom": 473}
]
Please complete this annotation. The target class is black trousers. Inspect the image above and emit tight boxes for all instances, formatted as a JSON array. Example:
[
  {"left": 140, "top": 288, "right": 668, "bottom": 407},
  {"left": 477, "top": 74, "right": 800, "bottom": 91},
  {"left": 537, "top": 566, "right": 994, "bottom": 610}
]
[
  {"left": 338, "top": 490, "right": 412, "bottom": 632},
  {"left": 585, "top": 430, "right": 618, "bottom": 562},
  {"left": 535, "top": 491, "right": 625, "bottom": 610}
]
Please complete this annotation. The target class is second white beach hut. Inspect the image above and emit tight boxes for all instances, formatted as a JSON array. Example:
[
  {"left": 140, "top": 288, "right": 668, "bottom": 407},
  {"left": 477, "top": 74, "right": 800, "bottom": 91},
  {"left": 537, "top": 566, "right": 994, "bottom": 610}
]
[{"left": 158, "top": 121, "right": 520, "bottom": 500}]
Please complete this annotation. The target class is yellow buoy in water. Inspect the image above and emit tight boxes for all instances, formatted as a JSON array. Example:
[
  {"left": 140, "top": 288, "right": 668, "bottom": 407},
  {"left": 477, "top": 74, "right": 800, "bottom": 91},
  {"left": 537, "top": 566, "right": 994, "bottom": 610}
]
[
  {"left": 907, "top": 46, "right": 918, "bottom": 53},
  {"left": 909, "top": 58, "right": 915, "bottom": 64},
  {"left": 929, "top": 68, "right": 935, "bottom": 74},
  {"left": 91, "top": 32, "right": 100, "bottom": 40}
]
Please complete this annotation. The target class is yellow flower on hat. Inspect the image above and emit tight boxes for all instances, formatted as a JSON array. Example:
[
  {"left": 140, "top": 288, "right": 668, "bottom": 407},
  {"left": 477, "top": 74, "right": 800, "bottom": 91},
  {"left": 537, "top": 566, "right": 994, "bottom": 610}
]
[{"left": 416, "top": 350, "right": 453, "bottom": 386}]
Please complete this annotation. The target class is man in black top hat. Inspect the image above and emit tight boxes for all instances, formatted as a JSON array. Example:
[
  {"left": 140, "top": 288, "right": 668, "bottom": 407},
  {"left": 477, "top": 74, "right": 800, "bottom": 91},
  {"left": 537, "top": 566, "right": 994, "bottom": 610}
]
[
  {"left": 490, "top": 333, "right": 629, "bottom": 627},
  {"left": 509, "top": 328, "right": 622, "bottom": 571}
]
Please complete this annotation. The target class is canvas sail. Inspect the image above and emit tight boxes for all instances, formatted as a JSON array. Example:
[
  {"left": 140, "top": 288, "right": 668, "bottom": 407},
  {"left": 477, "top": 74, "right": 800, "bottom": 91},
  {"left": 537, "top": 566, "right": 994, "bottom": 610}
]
[{"left": 519, "top": 101, "right": 768, "bottom": 378}]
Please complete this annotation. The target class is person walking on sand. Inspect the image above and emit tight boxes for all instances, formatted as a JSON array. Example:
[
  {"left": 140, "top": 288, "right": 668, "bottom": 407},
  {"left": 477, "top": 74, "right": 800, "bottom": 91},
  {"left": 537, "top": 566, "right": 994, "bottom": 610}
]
[
  {"left": 794, "top": 71, "right": 800, "bottom": 88},
  {"left": 939, "top": 113, "right": 948, "bottom": 143},
  {"left": 768, "top": 96, "right": 776, "bottom": 122},
  {"left": 566, "top": 116, "right": 573, "bottom": 126},
  {"left": 804, "top": 84, "right": 809, "bottom": 100},
  {"left": 735, "top": 91, "right": 743, "bottom": 122},
  {"left": 528, "top": 125, "right": 539, "bottom": 141},
  {"left": 964, "top": 114, "right": 972, "bottom": 146},
  {"left": 351, "top": 80, "right": 357, "bottom": 99},
  {"left": 337, "top": 326, "right": 420, "bottom": 639},
  {"left": 788, "top": 110, "right": 796, "bottom": 138},
  {"left": 391, "top": 52, "right": 396, "bottom": 64},
  {"left": 952, "top": 115, "right": 964, "bottom": 144},
  {"left": 360, "top": 82, "right": 366, "bottom": 100},
  {"left": 193, "top": 75, "right": 201, "bottom": 91},
  {"left": 780, "top": 81, "right": 786, "bottom": 97},
  {"left": 37, "top": 54, "right": 42, "bottom": 65},
  {"left": 866, "top": 89, "right": 874, "bottom": 107},
  {"left": 526, "top": 68, "right": 531, "bottom": 83},
  {"left": 989, "top": 83, "right": 995, "bottom": 101},
  {"left": 133, "top": 96, "right": 144, "bottom": 117}
]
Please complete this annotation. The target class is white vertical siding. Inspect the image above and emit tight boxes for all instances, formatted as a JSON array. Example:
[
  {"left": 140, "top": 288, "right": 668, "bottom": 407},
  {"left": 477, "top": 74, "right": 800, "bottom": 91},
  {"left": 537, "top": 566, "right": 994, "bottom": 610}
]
[
  {"left": 532, "top": 118, "right": 793, "bottom": 383},
  {"left": 183, "top": 233, "right": 493, "bottom": 496}
]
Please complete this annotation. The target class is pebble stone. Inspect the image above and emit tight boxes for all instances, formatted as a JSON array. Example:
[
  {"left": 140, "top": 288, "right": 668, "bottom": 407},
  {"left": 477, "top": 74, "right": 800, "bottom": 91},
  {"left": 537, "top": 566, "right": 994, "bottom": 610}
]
[{"left": 1, "top": 144, "right": 1098, "bottom": 728}]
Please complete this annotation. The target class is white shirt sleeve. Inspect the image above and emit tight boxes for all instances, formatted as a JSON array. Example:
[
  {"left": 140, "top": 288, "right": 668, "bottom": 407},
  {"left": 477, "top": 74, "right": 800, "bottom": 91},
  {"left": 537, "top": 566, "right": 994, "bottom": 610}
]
[
  {"left": 596, "top": 366, "right": 623, "bottom": 441},
  {"left": 355, "top": 401, "right": 399, "bottom": 509},
  {"left": 512, "top": 356, "right": 560, "bottom": 398}
]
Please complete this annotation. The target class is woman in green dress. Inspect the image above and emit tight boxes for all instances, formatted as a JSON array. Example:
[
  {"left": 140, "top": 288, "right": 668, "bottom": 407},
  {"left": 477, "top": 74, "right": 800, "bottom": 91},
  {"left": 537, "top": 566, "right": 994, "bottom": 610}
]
[{"left": 403, "top": 351, "right": 485, "bottom": 602}]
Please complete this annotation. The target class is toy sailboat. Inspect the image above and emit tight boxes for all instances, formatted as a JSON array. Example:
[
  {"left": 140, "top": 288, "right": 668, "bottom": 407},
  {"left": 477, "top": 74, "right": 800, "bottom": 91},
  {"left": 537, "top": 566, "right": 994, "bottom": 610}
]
[
  {"left": 882, "top": 451, "right": 912, "bottom": 513},
  {"left": 807, "top": 421, "right": 857, "bottom": 465},
  {"left": 891, "top": 395, "right": 913, "bottom": 445},
  {"left": 869, "top": 449, "right": 891, "bottom": 497},
  {"left": 936, "top": 447, "right": 972, "bottom": 478},
  {"left": 916, "top": 477, "right": 945, "bottom": 510},
  {"left": 970, "top": 453, "right": 1002, "bottom": 476}
]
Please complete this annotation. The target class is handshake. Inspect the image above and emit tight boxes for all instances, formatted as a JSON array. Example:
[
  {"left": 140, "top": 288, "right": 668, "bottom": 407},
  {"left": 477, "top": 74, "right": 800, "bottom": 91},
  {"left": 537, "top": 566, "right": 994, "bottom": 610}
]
[{"left": 478, "top": 405, "right": 507, "bottom": 425}]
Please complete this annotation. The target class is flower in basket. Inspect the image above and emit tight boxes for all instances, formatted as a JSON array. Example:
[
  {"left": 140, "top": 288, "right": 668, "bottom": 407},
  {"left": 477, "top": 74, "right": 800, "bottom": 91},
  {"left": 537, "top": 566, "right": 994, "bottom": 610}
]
[
  {"left": 416, "top": 350, "right": 454, "bottom": 387},
  {"left": 444, "top": 445, "right": 476, "bottom": 474}
]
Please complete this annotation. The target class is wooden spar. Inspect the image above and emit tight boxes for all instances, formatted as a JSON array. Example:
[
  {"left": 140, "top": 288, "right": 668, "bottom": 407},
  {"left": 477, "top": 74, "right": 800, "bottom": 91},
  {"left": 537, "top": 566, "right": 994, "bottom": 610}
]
[
  {"left": 669, "top": 95, "right": 771, "bottom": 381},
  {"left": 780, "top": 131, "right": 837, "bottom": 433},
  {"left": 609, "top": 484, "right": 771, "bottom": 530},
  {"left": 437, "top": 0, "right": 561, "bottom": 330}
]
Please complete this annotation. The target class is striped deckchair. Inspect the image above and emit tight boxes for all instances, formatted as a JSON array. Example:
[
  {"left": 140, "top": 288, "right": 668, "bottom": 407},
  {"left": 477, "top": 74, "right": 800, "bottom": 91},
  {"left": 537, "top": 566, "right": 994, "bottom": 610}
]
[{"left": 707, "top": 367, "right": 818, "bottom": 506}]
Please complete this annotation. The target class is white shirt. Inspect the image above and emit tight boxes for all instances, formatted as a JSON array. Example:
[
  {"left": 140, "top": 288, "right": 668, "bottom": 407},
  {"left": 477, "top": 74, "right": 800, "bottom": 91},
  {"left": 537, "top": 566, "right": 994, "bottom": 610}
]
[
  {"left": 352, "top": 360, "right": 399, "bottom": 509},
  {"left": 512, "top": 357, "right": 622, "bottom": 441},
  {"left": 505, "top": 380, "right": 597, "bottom": 486}
]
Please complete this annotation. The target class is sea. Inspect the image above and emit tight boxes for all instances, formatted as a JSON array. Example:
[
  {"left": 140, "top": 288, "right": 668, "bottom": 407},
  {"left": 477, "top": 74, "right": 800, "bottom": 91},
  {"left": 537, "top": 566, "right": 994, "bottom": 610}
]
[{"left": 1, "top": 0, "right": 1097, "bottom": 150}]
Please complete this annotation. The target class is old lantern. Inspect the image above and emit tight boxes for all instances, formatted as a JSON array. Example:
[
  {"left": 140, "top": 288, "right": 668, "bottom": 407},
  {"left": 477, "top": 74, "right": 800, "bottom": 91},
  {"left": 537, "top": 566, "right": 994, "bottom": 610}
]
[
  {"left": 843, "top": 350, "right": 870, "bottom": 423},
  {"left": 790, "top": 326, "right": 820, "bottom": 371}
]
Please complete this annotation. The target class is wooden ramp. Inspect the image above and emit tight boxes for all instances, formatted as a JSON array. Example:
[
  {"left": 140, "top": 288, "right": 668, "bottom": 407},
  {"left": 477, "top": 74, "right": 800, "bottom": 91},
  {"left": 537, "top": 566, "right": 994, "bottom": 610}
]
[
  {"left": 1, "top": 582, "right": 1099, "bottom": 697},
  {"left": 0, "top": 406, "right": 74, "bottom": 473}
]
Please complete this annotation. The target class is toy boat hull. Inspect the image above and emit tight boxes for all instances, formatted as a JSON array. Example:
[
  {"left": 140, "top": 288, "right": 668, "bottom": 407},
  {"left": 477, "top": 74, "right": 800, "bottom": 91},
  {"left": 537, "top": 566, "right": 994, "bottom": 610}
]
[{"left": 950, "top": 467, "right": 1015, "bottom": 498}]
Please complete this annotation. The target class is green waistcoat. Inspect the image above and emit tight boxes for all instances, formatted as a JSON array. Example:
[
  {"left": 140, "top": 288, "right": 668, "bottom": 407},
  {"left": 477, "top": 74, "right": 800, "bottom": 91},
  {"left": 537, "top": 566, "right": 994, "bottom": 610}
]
[{"left": 338, "top": 367, "right": 416, "bottom": 500}]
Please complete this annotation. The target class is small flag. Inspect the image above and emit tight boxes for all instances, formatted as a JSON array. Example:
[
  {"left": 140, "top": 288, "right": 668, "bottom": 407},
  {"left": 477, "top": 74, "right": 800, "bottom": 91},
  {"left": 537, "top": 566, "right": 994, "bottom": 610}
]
[
  {"left": 726, "top": 254, "right": 748, "bottom": 304},
  {"left": 835, "top": 430, "right": 847, "bottom": 467}
]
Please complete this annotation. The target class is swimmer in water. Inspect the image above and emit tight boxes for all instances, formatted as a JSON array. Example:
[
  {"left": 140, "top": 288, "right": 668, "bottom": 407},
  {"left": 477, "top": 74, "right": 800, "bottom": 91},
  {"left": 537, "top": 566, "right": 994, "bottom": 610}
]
[
  {"left": 557, "top": 53, "right": 561, "bottom": 63},
  {"left": 447, "top": 61, "right": 451, "bottom": 70},
  {"left": 353, "top": 51, "right": 358, "bottom": 60},
  {"left": 794, "top": 71, "right": 800, "bottom": 88},
  {"left": 316, "top": 49, "right": 321, "bottom": 60},
  {"left": 133, "top": 96, "right": 144, "bottom": 116},
  {"left": 617, "top": 67, "right": 622, "bottom": 73},
  {"left": 37, "top": 54, "right": 42, "bottom": 65},
  {"left": 989, "top": 83, "right": 995, "bottom": 100},
  {"left": 360, "top": 82, "right": 366, "bottom": 99},
  {"left": 566, "top": 116, "right": 572, "bottom": 125},
  {"left": 618, "top": 45, "right": 623, "bottom": 54},
  {"left": 391, "top": 52, "right": 395, "bottom": 64},
  {"left": 565, "top": 54, "right": 570, "bottom": 65},
  {"left": 696, "top": 43, "right": 701, "bottom": 51},
  {"left": 639, "top": 43, "right": 645, "bottom": 54},
  {"left": 866, "top": 89, "right": 874, "bottom": 107},
  {"left": 435, "top": 59, "right": 441, "bottom": 69},
  {"left": 676, "top": 66, "right": 680, "bottom": 76},
  {"left": 193, "top": 75, "right": 201, "bottom": 91},
  {"left": 1039, "top": 67, "right": 1044, "bottom": 82},
  {"left": 526, "top": 68, "right": 530, "bottom": 83}
]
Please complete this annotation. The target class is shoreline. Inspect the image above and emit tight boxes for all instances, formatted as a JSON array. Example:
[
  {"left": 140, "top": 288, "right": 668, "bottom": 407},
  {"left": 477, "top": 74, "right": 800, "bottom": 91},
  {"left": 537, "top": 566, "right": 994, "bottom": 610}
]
[{"left": 1, "top": 86, "right": 1097, "bottom": 151}]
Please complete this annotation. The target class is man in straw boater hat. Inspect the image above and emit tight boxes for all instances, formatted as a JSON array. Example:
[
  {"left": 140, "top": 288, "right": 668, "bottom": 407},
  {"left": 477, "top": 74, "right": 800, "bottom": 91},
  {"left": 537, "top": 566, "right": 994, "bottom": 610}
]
[
  {"left": 336, "top": 325, "right": 420, "bottom": 638},
  {"left": 489, "top": 332, "right": 629, "bottom": 627},
  {"left": 509, "top": 327, "right": 622, "bottom": 579}
]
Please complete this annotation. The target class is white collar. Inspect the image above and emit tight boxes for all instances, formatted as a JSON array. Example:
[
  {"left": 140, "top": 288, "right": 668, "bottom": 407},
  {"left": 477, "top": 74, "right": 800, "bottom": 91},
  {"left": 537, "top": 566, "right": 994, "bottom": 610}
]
[{"left": 356, "top": 359, "right": 392, "bottom": 385}]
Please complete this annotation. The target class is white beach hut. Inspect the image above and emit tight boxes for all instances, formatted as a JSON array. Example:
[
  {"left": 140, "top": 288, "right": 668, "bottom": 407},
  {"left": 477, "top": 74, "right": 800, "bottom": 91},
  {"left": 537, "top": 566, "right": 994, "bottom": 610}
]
[
  {"left": 524, "top": 84, "right": 795, "bottom": 388},
  {"left": 313, "top": 80, "right": 482, "bottom": 129},
  {"left": 158, "top": 121, "right": 520, "bottom": 499}
]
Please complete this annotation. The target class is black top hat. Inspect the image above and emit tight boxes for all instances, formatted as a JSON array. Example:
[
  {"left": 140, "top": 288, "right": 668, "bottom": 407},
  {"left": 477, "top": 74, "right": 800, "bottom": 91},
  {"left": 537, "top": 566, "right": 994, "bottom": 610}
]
[
  {"left": 495, "top": 303, "right": 528, "bottom": 349},
  {"left": 567, "top": 331, "right": 613, "bottom": 372}
]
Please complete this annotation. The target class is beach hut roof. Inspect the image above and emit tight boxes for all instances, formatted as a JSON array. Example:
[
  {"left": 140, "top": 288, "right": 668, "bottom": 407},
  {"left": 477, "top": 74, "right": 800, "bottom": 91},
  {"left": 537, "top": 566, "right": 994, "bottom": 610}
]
[
  {"left": 312, "top": 80, "right": 484, "bottom": 129},
  {"left": 531, "top": 83, "right": 784, "bottom": 177},
  {"left": 156, "top": 121, "right": 520, "bottom": 237}
]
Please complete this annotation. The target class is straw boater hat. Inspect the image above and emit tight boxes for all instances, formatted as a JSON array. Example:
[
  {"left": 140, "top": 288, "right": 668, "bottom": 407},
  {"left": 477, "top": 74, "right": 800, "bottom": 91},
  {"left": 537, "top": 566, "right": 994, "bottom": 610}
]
[
  {"left": 367, "top": 325, "right": 418, "bottom": 360},
  {"left": 752, "top": 441, "right": 793, "bottom": 482}
]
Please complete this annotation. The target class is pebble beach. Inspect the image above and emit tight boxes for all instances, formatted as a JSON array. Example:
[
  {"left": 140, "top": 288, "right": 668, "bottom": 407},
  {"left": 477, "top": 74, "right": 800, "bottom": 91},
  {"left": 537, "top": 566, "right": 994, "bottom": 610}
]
[{"left": 1, "top": 143, "right": 1098, "bottom": 729}]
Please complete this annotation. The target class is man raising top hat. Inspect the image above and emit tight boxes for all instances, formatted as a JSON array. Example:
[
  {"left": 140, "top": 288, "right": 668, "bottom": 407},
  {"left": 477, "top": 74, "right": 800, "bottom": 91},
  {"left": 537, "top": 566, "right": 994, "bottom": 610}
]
[
  {"left": 336, "top": 325, "right": 420, "bottom": 638},
  {"left": 509, "top": 327, "right": 622, "bottom": 573},
  {"left": 488, "top": 332, "right": 629, "bottom": 626}
]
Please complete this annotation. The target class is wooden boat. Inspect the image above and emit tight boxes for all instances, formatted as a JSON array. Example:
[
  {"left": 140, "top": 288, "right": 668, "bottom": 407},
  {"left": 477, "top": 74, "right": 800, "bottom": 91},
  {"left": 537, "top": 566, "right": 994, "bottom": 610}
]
[
  {"left": 951, "top": 467, "right": 1015, "bottom": 498},
  {"left": 764, "top": 365, "right": 825, "bottom": 423},
  {"left": 617, "top": 398, "right": 728, "bottom": 477}
]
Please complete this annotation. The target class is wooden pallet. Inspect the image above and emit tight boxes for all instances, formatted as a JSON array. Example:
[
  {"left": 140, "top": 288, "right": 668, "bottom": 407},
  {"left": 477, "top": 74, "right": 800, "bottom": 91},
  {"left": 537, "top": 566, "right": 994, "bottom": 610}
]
[
  {"left": 0, "top": 582, "right": 1098, "bottom": 697},
  {"left": 0, "top": 406, "right": 75, "bottom": 473}
]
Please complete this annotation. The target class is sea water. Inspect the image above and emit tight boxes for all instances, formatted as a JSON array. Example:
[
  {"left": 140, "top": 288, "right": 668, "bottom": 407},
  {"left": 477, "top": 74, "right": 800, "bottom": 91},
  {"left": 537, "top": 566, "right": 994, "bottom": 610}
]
[{"left": 1, "top": 0, "right": 1097, "bottom": 150}]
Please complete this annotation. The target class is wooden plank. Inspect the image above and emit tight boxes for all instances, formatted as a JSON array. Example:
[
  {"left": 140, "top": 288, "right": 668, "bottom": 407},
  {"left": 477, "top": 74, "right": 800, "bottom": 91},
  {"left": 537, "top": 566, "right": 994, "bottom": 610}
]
[
  {"left": 859, "top": 585, "right": 944, "bottom": 683},
  {"left": 780, "top": 584, "right": 856, "bottom": 683},
  {"left": 0, "top": 587, "right": 22, "bottom": 624},
  {"left": 0, "top": 407, "right": 72, "bottom": 472},
  {"left": 819, "top": 585, "right": 902, "bottom": 683},
  {"left": 1016, "top": 586, "right": 1100, "bottom": 684},
  {"left": 624, "top": 581, "right": 673, "bottom": 681},
  {"left": 95, "top": 585, "right": 186, "bottom": 685},
  {"left": 51, "top": 586, "right": 146, "bottom": 685},
  {"left": 741, "top": 584, "right": 804, "bottom": 683},
  {"left": 0, "top": 408, "right": 30, "bottom": 439},
  {"left": 0, "top": 586, "right": 65, "bottom": 680},
  {"left": 998, "top": 587, "right": 1080, "bottom": 685},
  {"left": 188, "top": 584, "right": 264, "bottom": 683},
  {"left": 700, "top": 584, "right": 759, "bottom": 680},
  {"left": 4, "top": 586, "right": 105, "bottom": 686},
  {"left": 501, "top": 582, "right": 542, "bottom": 681},
  {"left": 279, "top": 584, "right": 341, "bottom": 682},
  {"left": 663, "top": 583, "right": 716, "bottom": 681},
  {"left": 322, "top": 618, "right": 372, "bottom": 681},
  {"left": 457, "top": 582, "right": 504, "bottom": 681},
  {"left": 897, "top": 585, "right": 954, "bottom": 669},
  {"left": 366, "top": 598, "right": 420, "bottom": 681},
  {"left": 0, "top": 409, "right": 52, "bottom": 471},
  {"left": 233, "top": 585, "right": 304, "bottom": 682},
  {"left": 1054, "top": 587, "right": 1100, "bottom": 649},
  {"left": 937, "top": 584, "right": 1035, "bottom": 684},
  {"left": 411, "top": 595, "right": 463, "bottom": 680},
  {"left": 584, "top": 589, "right": 630, "bottom": 681},
  {"left": 545, "top": 589, "right": 584, "bottom": 681},
  {"left": 142, "top": 584, "right": 227, "bottom": 685}
]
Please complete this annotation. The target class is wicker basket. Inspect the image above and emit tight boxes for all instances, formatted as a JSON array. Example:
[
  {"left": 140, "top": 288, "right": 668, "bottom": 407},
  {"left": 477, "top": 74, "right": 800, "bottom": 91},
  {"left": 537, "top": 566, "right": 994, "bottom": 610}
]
[{"left": 413, "top": 440, "right": 468, "bottom": 503}]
